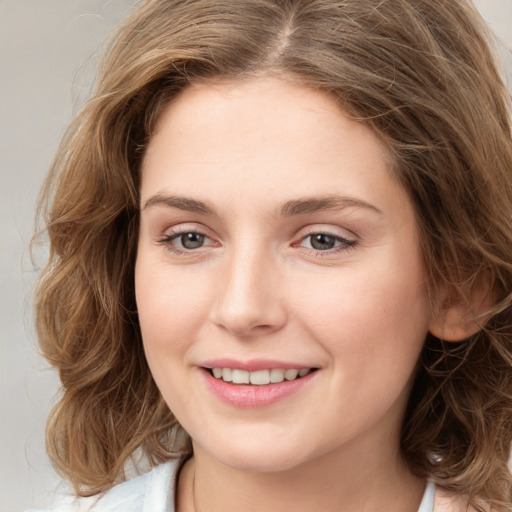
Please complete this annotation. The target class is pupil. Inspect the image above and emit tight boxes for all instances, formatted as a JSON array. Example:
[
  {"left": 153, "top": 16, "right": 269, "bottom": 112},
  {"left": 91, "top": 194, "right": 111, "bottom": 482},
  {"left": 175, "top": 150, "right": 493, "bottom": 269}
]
[
  {"left": 181, "top": 233, "right": 204, "bottom": 249},
  {"left": 311, "top": 234, "right": 335, "bottom": 250}
]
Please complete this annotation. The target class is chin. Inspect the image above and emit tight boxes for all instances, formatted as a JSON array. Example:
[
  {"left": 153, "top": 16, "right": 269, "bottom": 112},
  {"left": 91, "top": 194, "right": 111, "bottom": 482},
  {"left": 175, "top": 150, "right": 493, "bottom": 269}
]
[
  {"left": 218, "top": 449, "right": 306, "bottom": 474},
  {"left": 193, "top": 430, "right": 318, "bottom": 474}
]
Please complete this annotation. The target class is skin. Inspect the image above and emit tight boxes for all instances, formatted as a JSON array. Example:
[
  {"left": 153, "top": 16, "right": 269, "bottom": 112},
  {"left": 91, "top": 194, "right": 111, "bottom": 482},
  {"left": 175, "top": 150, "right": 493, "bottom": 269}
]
[{"left": 135, "top": 77, "right": 448, "bottom": 512}]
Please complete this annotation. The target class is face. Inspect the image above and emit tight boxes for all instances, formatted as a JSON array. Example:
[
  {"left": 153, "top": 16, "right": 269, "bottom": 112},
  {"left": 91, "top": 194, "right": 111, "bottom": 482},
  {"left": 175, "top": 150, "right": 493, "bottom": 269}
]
[{"left": 135, "top": 77, "right": 433, "bottom": 473}]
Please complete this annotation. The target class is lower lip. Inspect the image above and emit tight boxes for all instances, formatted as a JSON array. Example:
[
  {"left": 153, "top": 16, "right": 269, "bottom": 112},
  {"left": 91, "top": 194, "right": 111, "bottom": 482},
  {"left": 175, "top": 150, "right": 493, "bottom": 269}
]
[{"left": 201, "top": 369, "right": 317, "bottom": 408}]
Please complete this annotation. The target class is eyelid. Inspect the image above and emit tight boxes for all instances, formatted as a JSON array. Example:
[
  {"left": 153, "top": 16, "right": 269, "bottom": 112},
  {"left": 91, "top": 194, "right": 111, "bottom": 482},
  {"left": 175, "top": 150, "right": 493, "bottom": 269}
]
[
  {"left": 156, "top": 223, "right": 220, "bottom": 253},
  {"left": 159, "top": 222, "right": 206, "bottom": 237},
  {"left": 294, "top": 224, "right": 358, "bottom": 242},
  {"left": 298, "top": 233, "right": 357, "bottom": 252},
  {"left": 291, "top": 225, "right": 359, "bottom": 256}
]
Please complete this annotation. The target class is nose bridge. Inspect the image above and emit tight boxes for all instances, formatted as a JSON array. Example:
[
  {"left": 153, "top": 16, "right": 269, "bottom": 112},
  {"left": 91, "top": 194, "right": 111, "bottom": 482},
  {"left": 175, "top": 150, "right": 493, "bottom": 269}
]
[{"left": 211, "top": 236, "right": 286, "bottom": 337}]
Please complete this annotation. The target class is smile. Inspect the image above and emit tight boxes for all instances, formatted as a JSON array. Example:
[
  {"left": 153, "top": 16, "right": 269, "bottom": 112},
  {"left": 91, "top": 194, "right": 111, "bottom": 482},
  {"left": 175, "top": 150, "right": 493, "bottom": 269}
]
[
  {"left": 210, "top": 367, "right": 314, "bottom": 385},
  {"left": 202, "top": 365, "right": 319, "bottom": 408}
]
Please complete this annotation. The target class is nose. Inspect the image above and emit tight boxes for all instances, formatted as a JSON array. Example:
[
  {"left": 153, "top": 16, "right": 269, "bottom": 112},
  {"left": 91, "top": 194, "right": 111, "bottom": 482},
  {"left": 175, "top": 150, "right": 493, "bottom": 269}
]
[{"left": 210, "top": 245, "right": 288, "bottom": 338}]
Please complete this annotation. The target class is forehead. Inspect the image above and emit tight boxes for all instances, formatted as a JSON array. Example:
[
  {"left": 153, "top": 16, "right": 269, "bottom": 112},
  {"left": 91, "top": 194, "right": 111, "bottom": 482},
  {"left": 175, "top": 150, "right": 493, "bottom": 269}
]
[
  {"left": 144, "top": 78, "right": 387, "bottom": 170},
  {"left": 151, "top": 77, "right": 388, "bottom": 148},
  {"left": 140, "top": 77, "right": 407, "bottom": 224}
]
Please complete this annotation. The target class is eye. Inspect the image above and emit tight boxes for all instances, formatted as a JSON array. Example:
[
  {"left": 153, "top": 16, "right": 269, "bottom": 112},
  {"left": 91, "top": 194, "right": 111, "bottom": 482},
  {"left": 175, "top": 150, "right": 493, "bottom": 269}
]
[
  {"left": 158, "top": 228, "right": 216, "bottom": 253},
  {"left": 300, "top": 232, "right": 356, "bottom": 252},
  {"left": 174, "top": 232, "right": 206, "bottom": 250},
  {"left": 307, "top": 233, "right": 339, "bottom": 250}
]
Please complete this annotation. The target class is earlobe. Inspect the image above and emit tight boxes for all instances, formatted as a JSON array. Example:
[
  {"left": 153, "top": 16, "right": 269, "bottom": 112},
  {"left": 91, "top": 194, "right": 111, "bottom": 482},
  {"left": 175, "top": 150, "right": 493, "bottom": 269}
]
[
  {"left": 428, "top": 303, "right": 483, "bottom": 341},
  {"left": 428, "top": 281, "right": 494, "bottom": 342}
]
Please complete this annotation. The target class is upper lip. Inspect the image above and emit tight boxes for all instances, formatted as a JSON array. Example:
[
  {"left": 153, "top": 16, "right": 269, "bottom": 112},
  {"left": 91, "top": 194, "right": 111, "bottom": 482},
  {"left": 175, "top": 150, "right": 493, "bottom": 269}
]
[{"left": 200, "top": 359, "right": 318, "bottom": 372}]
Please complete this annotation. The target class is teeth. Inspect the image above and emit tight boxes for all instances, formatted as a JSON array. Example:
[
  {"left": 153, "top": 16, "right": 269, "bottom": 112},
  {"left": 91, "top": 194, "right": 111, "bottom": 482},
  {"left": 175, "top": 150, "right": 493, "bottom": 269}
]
[
  {"left": 284, "top": 369, "right": 298, "bottom": 380},
  {"left": 250, "top": 370, "right": 271, "bottom": 385},
  {"left": 231, "top": 369, "right": 249, "bottom": 384},
  {"left": 270, "top": 368, "right": 285, "bottom": 383},
  {"left": 210, "top": 367, "right": 313, "bottom": 385}
]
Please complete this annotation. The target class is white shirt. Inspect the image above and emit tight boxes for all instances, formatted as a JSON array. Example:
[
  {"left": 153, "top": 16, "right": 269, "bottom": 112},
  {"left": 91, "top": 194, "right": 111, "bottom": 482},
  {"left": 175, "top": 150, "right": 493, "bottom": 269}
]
[{"left": 28, "top": 459, "right": 436, "bottom": 512}]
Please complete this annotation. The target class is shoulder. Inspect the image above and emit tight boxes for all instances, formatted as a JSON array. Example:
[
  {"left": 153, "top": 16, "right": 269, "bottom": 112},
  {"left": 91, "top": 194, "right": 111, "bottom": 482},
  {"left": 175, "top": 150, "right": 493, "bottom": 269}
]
[{"left": 26, "top": 459, "right": 181, "bottom": 512}]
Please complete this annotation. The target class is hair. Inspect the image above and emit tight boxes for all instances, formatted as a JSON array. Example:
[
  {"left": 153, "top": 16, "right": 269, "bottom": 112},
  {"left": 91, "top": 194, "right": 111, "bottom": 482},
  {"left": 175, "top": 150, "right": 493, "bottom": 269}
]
[{"left": 34, "top": 0, "right": 512, "bottom": 509}]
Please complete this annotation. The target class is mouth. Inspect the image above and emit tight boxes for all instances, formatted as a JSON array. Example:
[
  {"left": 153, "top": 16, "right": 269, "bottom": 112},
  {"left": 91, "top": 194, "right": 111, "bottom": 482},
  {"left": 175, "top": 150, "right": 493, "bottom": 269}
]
[
  {"left": 206, "top": 367, "right": 318, "bottom": 385},
  {"left": 200, "top": 359, "right": 320, "bottom": 407}
]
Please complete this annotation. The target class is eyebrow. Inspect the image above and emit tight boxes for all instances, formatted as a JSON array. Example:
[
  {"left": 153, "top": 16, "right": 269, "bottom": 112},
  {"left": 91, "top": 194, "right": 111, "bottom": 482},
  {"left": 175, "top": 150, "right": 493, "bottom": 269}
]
[
  {"left": 142, "top": 193, "right": 216, "bottom": 215},
  {"left": 142, "top": 193, "right": 383, "bottom": 217},
  {"left": 280, "top": 196, "right": 383, "bottom": 216}
]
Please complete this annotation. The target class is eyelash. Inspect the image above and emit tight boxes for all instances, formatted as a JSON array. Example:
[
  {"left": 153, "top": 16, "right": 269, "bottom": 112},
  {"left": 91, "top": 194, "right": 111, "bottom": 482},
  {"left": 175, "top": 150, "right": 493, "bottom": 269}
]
[
  {"left": 157, "top": 228, "right": 358, "bottom": 256},
  {"left": 157, "top": 228, "right": 213, "bottom": 255},
  {"left": 296, "top": 232, "right": 357, "bottom": 256}
]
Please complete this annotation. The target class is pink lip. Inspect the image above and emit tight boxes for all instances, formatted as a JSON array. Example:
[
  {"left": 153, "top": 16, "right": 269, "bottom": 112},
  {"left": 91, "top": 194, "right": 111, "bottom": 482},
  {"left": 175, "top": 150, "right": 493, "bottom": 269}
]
[
  {"left": 200, "top": 367, "right": 318, "bottom": 408},
  {"left": 201, "top": 358, "right": 313, "bottom": 372}
]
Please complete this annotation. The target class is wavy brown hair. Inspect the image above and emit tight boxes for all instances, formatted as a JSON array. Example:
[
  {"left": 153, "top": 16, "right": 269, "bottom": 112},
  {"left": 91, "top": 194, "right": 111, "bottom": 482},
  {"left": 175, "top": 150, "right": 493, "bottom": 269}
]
[{"left": 34, "top": 0, "right": 512, "bottom": 509}]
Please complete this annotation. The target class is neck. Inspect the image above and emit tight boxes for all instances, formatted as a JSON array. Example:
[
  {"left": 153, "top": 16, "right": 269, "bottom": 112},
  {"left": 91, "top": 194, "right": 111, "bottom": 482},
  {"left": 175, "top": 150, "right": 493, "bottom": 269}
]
[{"left": 177, "top": 439, "right": 425, "bottom": 512}]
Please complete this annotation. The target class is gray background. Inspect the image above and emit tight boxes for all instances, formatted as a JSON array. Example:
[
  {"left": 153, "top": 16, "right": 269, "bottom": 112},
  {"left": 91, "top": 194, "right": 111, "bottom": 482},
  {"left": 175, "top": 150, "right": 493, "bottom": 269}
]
[{"left": 1, "top": 1, "right": 511, "bottom": 511}]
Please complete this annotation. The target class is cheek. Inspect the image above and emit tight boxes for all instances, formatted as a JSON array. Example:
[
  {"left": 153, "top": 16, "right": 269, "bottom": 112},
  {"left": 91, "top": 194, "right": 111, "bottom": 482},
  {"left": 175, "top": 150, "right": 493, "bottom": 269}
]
[
  {"left": 134, "top": 254, "right": 212, "bottom": 359},
  {"left": 292, "top": 255, "right": 430, "bottom": 362},
  {"left": 134, "top": 255, "right": 215, "bottom": 418}
]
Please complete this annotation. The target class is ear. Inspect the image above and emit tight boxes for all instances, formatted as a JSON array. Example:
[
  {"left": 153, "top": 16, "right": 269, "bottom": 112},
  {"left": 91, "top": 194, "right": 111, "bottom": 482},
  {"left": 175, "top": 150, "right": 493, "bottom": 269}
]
[{"left": 428, "top": 279, "right": 494, "bottom": 342}]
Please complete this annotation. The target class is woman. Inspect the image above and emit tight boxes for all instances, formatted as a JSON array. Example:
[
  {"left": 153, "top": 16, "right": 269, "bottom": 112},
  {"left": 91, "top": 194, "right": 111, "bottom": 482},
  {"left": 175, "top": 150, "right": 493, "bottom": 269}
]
[{"left": 31, "top": 0, "right": 512, "bottom": 510}]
